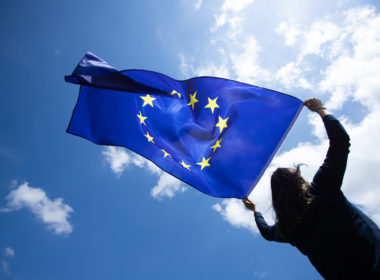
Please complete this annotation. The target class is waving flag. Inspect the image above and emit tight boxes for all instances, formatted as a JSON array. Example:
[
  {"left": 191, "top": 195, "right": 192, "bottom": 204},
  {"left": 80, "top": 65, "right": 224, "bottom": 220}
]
[{"left": 65, "top": 52, "right": 303, "bottom": 198}]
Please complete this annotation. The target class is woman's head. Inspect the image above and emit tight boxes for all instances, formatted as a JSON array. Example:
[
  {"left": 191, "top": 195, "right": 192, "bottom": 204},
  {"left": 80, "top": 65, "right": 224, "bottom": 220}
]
[{"left": 271, "top": 164, "right": 311, "bottom": 237}]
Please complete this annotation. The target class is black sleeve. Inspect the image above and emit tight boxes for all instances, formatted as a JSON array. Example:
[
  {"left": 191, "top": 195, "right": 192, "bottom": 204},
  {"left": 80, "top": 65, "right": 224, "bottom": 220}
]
[
  {"left": 310, "top": 114, "right": 350, "bottom": 195},
  {"left": 254, "top": 212, "right": 287, "bottom": 243}
]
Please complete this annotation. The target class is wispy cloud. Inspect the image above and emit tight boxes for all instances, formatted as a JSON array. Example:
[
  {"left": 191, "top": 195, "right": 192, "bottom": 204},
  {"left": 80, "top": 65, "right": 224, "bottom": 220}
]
[
  {"left": 194, "top": 0, "right": 202, "bottom": 10},
  {"left": 4, "top": 248, "right": 14, "bottom": 259},
  {"left": 179, "top": 52, "right": 231, "bottom": 79},
  {"left": 179, "top": 34, "right": 269, "bottom": 86},
  {"left": 0, "top": 208, "right": 11, "bottom": 213},
  {"left": 275, "top": 22, "right": 301, "bottom": 46},
  {"left": 5, "top": 182, "right": 74, "bottom": 235},
  {"left": 103, "top": 147, "right": 186, "bottom": 200},
  {"left": 180, "top": 1, "right": 271, "bottom": 87},
  {"left": 230, "top": 36, "right": 271, "bottom": 84},
  {"left": 150, "top": 172, "right": 186, "bottom": 200},
  {"left": 1, "top": 260, "right": 10, "bottom": 276},
  {"left": 102, "top": 146, "right": 147, "bottom": 176},
  {"left": 1, "top": 247, "right": 15, "bottom": 276},
  {"left": 213, "top": 199, "right": 257, "bottom": 233},
  {"left": 276, "top": 62, "right": 312, "bottom": 90},
  {"left": 211, "top": 0, "right": 256, "bottom": 32},
  {"left": 0, "top": 145, "right": 21, "bottom": 163},
  {"left": 53, "top": 49, "right": 61, "bottom": 56}
]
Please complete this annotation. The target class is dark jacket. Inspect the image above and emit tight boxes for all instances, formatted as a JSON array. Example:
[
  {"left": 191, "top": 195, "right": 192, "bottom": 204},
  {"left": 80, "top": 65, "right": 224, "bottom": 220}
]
[{"left": 254, "top": 115, "right": 380, "bottom": 279}]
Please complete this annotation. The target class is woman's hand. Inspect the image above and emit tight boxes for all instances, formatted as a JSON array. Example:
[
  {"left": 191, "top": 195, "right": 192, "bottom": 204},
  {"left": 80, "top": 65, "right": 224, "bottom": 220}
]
[
  {"left": 303, "top": 98, "right": 328, "bottom": 117},
  {"left": 242, "top": 197, "right": 258, "bottom": 212},
  {"left": 303, "top": 98, "right": 324, "bottom": 112}
]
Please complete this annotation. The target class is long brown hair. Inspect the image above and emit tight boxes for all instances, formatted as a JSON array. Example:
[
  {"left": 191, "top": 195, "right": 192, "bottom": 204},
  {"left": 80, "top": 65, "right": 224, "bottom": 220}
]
[{"left": 271, "top": 165, "right": 312, "bottom": 237}]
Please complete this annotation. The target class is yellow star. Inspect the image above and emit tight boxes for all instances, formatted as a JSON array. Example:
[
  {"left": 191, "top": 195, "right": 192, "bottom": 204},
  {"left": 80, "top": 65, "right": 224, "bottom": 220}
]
[
  {"left": 204, "top": 97, "right": 220, "bottom": 113},
  {"left": 144, "top": 132, "right": 154, "bottom": 143},
  {"left": 140, "top": 94, "right": 156, "bottom": 107},
  {"left": 161, "top": 149, "right": 171, "bottom": 158},
  {"left": 180, "top": 160, "right": 191, "bottom": 170},
  {"left": 197, "top": 157, "right": 211, "bottom": 170},
  {"left": 187, "top": 91, "right": 198, "bottom": 110},
  {"left": 170, "top": 90, "right": 181, "bottom": 98},
  {"left": 216, "top": 116, "right": 229, "bottom": 133},
  {"left": 136, "top": 111, "right": 148, "bottom": 125},
  {"left": 211, "top": 138, "right": 222, "bottom": 152}
]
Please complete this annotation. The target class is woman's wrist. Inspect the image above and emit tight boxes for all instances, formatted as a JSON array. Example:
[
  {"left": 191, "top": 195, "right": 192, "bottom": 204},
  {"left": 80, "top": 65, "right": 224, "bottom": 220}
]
[
  {"left": 317, "top": 107, "right": 328, "bottom": 118},
  {"left": 316, "top": 106, "right": 326, "bottom": 112}
]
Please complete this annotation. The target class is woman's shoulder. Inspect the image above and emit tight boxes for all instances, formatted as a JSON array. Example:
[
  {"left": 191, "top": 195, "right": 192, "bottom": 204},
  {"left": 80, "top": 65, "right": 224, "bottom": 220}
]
[{"left": 308, "top": 182, "right": 344, "bottom": 198}]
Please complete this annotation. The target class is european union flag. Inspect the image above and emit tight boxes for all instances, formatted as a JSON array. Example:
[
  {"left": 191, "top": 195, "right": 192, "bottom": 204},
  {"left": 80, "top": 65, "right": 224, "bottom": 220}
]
[{"left": 65, "top": 52, "right": 303, "bottom": 198}]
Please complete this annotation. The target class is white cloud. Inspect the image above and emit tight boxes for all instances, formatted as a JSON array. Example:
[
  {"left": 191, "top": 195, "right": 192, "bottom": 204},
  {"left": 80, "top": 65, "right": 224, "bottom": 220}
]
[
  {"left": 276, "top": 62, "right": 312, "bottom": 90},
  {"left": 221, "top": 0, "right": 255, "bottom": 12},
  {"left": 301, "top": 20, "right": 341, "bottom": 59},
  {"left": 156, "top": 28, "right": 164, "bottom": 42},
  {"left": 181, "top": 1, "right": 275, "bottom": 87},
  {"left": 0, "top": 247, "right": 15, "bottom": 275},
  {"left": 180, "top": 49, "right": 232, "bottom": 79},
  {"left": 0, "top": 208, "right": 11, "bottom": 213},
  {"left": 319, "top": 6, "right": 380, "bottom": 110},
  {"left": 194, "top": 0, "right": 202, "bottom": 10},
  {"left": 103, "top": 147, "right": 186, "bottom": 199},
  {"left": 4, "top": 248, "right": 14, "bottom": 259},
  {"left": 213, "top": 199, "right": 257, "bottom": 232},
  {"left": 0, "top": 145, "right": 20, "bottom": 163},
  {"left": 230, "top": 36, "right": 271, "bottom": 84},
  {"left": 5, "top": 182, "right": 73, "bottom": 235},
  {"left": 276, "top": 22, "right": 301, "bottom": 46},
  {"left": 180, "top": 35, "right": 270, "bottom": 86},
  {"left": 150, "top": 172, "right": 187, "bottom": 200},
  {"left": 211, "top": 0, "right": 255, "bottom": 33},
  {"left": 195, "top": 62, "right": 232, "bottom": 78},
  {"left": 179, "top": 53, "right": 194, "bottom": 77},
  {"left": 338, "top": 0, "right": 350, "bottom": 8},
  {"left": 1, "top": 260, "right": 10, "bottom": 276},
  {"left": 102, "top": 146, "right": 147, "bottom": 176}
]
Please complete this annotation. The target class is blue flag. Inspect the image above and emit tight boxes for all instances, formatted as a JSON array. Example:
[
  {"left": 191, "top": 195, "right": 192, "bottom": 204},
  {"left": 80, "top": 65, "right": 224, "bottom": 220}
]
[{"left": 65, "top": 52, "right": 303, "bottom": 198}]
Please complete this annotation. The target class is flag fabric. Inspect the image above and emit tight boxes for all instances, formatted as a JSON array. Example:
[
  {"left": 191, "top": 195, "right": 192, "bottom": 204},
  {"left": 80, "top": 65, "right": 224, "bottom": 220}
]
[{"left": 65, "top": 52, "right": 303, "bottom": 198}]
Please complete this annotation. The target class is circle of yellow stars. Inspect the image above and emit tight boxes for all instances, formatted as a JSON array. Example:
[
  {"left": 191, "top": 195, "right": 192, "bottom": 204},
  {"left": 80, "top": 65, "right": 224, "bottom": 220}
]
[{"left": 136, "top": 89, "right": 228, "bottom": 172}]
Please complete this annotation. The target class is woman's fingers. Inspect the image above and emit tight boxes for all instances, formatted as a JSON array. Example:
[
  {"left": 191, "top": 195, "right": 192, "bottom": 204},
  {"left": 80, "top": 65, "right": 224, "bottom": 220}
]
[{"left": 303, "top": 98, "right": 323, "bottom": 112}]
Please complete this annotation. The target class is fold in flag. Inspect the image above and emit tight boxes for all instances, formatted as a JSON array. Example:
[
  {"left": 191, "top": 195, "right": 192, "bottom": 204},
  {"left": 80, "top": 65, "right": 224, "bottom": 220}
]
[{"left": 65, "top": 52, "right": 303, "bottom": 198}]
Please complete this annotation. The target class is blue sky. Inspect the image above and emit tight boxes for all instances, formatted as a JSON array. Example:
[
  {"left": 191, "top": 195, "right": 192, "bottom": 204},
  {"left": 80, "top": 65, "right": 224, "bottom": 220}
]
[{"left": 1, "top": 0, "right": 380, "bottom": 279}]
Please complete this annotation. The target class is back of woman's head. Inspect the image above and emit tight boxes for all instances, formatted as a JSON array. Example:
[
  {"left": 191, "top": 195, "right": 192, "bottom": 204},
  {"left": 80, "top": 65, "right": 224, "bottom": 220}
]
[{"left": 271, "top": 165, "right": 311, "bottom": 237}]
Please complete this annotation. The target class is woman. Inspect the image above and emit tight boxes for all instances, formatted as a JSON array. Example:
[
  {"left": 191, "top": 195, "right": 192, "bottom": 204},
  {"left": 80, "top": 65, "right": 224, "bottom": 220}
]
[{"left": 243, "top": 98, "right": 380, "bottom": 279}]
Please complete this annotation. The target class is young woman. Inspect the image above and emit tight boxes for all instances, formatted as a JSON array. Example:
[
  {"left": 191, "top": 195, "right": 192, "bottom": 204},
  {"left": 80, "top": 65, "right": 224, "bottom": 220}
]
[{"left": 243, "top": 98, "right": 380, "bottom": 279}]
